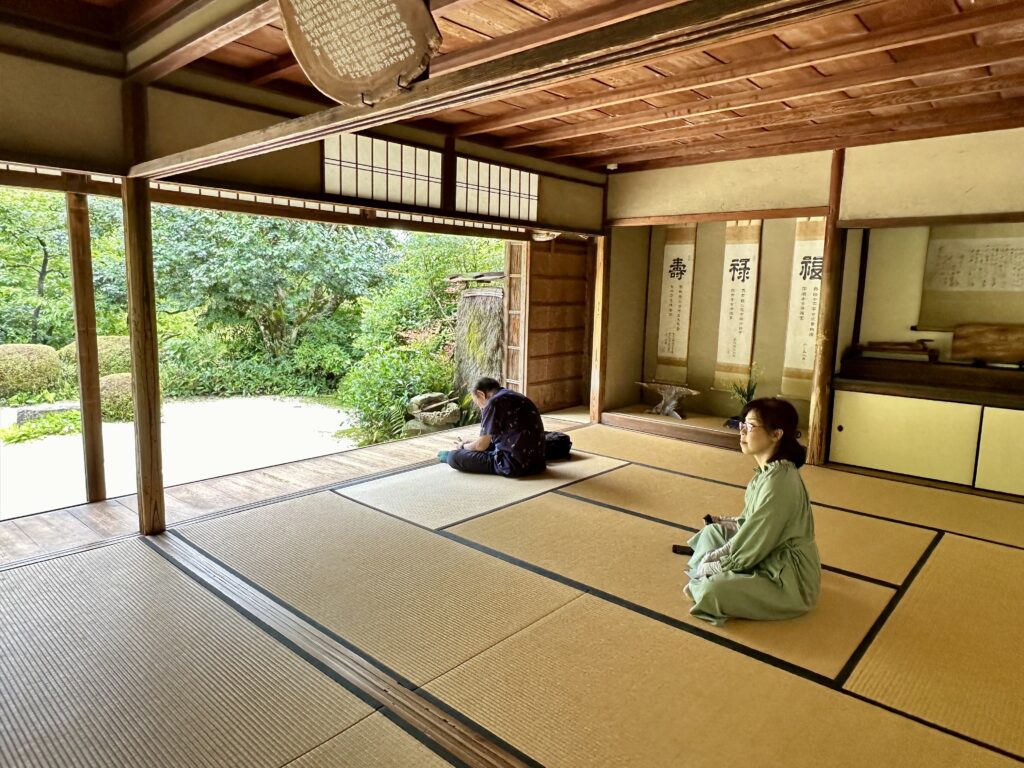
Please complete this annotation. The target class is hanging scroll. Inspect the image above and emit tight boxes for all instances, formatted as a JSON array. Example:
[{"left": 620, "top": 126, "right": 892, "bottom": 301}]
[
  {"left": 781, "top": 217, "right": 825, "bottom": 399},
  {"left": 655, "top": 224, "right": 697, "bottom": 383},
  {"left": 714, "top": 220, "right": 762, "bottom": 391},
  {"left": 279, "top": 0, "right": 441, "bottom": 106}
]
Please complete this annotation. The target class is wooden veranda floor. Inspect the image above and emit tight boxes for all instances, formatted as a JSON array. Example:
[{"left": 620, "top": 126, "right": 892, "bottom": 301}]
[{"left": 0, "top": 416, "right": 584, "bottom": 567}]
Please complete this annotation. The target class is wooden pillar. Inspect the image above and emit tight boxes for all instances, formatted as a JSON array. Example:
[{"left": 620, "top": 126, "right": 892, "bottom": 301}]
[
  {"left": 64, "top": 178, "right": 106, "bottom": 501},
  {"left": 806, "top": 149, "right": 847, "bottom": 466},
  {"left": 441, "top": 134, "right": 457, "bottom": 213},
  {"left": 122, "top": 82, "right": 166, "bottom": 534},
  {"left": 589, "top": 234, "right": 609, "bottom": 423}
]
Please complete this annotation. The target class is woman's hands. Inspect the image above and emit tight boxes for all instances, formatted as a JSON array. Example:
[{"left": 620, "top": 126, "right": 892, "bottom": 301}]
[{"left": 695, "top": 558, "right": 723, "bottom": 578}]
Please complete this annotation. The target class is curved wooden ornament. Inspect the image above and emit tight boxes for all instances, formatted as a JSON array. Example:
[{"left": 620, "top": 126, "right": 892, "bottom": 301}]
[{"left": 278, "top": 0, "right": 442, "bottom": 106}]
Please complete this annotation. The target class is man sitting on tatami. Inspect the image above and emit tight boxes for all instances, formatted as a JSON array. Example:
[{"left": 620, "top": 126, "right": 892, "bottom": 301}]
[{"left": 438, "top": 376, "right": 546, "bottom": 477}]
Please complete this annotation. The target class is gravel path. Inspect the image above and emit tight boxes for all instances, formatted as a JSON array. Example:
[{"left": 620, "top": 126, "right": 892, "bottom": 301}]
[{"left": 0, "top": 396, "right": 355, "bottom": 520}]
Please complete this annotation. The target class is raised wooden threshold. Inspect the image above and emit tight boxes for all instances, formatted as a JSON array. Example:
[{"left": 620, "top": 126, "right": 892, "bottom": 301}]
[{"left": 601, "top": 406, "right": 741, "bottom": 451}]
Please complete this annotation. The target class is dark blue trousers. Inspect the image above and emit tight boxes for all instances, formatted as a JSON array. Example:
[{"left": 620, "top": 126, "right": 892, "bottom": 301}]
[{"left": 446, "top": 448, "right": 498, "bottom": 475}]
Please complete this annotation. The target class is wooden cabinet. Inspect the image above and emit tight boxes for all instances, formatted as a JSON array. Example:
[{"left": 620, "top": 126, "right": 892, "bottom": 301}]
[
  {"left": 830, "top": 391, "right": 982, "bottom": 485},
  {"left": 975, "top": 407, "right": 1024, "bottom": 495}
]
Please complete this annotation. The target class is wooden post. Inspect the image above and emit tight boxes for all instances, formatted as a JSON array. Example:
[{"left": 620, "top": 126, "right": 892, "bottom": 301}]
[
  {"left": 520, "top": 240, "right": 533, "bottom": 396},
  {"left": 123, "top": 177, "right": 165, "bottom": 534},
  {"left": 441, "top": 134, "right": 457, "bottom": 213},
  {"left": 65, "top": 180, "right": 106, "bottom": 501},
  {"left": 589, "top": 233, "right": 610, "bottom": 423},
  {"left": 806, "top": 148, "right": 847, "bottom": 465},
  {"left": 122, "top": 82, "right": 166, "bottom": 534}
]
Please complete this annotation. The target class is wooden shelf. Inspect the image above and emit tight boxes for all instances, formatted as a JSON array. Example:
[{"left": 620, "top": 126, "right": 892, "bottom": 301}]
[{"left": 835, "top": 357, "right": 1024, "bottom": 409}]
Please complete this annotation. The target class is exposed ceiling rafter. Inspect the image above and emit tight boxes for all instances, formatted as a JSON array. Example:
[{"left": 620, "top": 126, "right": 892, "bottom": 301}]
[
  {"left": 129, "top": 0, "right": 887, "bottom": 179},
  {"left": 454, "top": 1, "right": 1024, "bottom": 137}
]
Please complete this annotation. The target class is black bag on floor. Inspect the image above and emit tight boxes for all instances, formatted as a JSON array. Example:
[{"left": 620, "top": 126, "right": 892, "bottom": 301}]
[{"left": 544, "top": 431, "right": 573, "bottom": 460}]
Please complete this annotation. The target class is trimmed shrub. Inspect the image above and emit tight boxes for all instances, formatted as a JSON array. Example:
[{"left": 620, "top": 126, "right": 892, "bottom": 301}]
[
  {"left": 99, "top": 373, "right": 135, "bottom": 422},
  {"left": 58, "top": 335, "right": 132, "bottom": 376},
  {"left": 0, "top": 344, "right": 60, "bottom": 399}
]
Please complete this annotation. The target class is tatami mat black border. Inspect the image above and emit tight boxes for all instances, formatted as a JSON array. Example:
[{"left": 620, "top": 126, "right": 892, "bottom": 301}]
[
  {"left": 436, "top": 526, "right": 1022, "bottom": 763},
  {"left": 166, "top": 528, "right": 421, "bottom": 691},
  {"left": 569, "top": 448, "right": 1024, "bottom": 552},
  {"left": 0, "top": 459, "right": 440, "bottom": 573},
  {"left": 333, "top": 457, "right": 627, "bottom": 533},
  {"left": 0, "top": 530, "right": 141, "bottom": 573},
  {"left": 6, "top": 428, "right": 1022, "bottom": 764},
  {"left": 165, "top": 529, "right": 545, "bottom": 768},
  {"left": 554, "top": 489, "right": 903, "bottom": 590},
  {"left": 173, "top": 458, "right": 439, "bottom": 531},
  {"left": 833, "top": 532, "right": 944, "bottom": 687},
  {"left": 435, "top": 529, "right": 836, "bottom": 687}
]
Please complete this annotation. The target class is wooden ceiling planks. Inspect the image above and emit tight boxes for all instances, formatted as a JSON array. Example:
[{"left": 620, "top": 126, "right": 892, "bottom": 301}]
[
  {"left": 23, "top": 0, "right": 1023, "bottom": 176},
  {"left": 421, "top": 0, "right": 1024, "bottom": 171}
]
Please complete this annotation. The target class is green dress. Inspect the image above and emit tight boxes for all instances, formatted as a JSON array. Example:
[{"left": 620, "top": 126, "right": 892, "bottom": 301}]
[{"left": 685, "top": 460, "right": 821, "bottom": 626}]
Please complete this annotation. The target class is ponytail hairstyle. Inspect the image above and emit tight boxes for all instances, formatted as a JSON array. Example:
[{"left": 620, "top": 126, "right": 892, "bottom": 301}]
[{"left": 740, "top": 397, "right": 806, "bottom": 468}]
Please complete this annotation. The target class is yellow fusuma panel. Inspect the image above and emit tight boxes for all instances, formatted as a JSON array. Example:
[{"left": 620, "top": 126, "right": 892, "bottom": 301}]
[
  {"left": 975, "top": 407, "right": 1024, "bottom": 496},
  {"left": 830, "top": 391, "right": 981, "bottom": 485}
]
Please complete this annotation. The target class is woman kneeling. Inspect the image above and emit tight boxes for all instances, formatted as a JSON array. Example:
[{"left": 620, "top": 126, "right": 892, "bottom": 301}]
[{"left": 685, "top": 398, "right": 820, "bottom": 626}]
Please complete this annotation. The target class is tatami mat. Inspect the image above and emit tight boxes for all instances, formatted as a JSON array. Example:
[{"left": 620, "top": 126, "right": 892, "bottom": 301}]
[
  {"left": 800, "top": 466, "right": 1024, "bottom": 548},
  {"left": 339, "top": 453, "right": 624, "bottom": 529},
  {"left": 566, "top": 464, "right": 935, "bottom": 585},
  {"left": 288, "top": 713, "right": 452, "bottom": 767},
  {"left": 450, "top": 494, "right": 894, "bottom": 679},
  {"left": 0, "top": 539, "right": 373, "bottom": 768},
  {"left": 571, "top": 424, "right": 753, "bottom": 483},
  {"left": 424, "top": 596, "right": 1013, "bottom": 767},
  {"left": 180, "top": 492, "right": 580, "bottom": 685},
  {"left": 845, "top": 535, "right": 1024, "bottom": 756},
  {"left": 571, "top": 425, "right": 1024, "bottom": 547}
]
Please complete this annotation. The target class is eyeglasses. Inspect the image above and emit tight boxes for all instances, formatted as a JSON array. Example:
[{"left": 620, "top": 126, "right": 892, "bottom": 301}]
[{"left": 738, "top": 422, "right": 763, "bottom": 434}]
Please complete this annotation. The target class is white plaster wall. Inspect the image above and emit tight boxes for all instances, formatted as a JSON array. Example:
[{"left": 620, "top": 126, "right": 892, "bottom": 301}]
[
  {"left": 606, "top": 151, "right": 832, "bottom": 220},
  {"left": 842, "top": 128, "right": 1024, "bottom": 221}
]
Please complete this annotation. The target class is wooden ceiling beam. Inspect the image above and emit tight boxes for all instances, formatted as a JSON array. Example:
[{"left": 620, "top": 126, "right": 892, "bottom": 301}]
[
  {"left": 429, "top": 0, "right": 481, "bottom": 12},
  {"left": 126, "top": 0, "right": 280, "bottom": 84},
  {"left": 615, "top": 97, "right": 1024, "bottom": 169},
  {"left": 504, "top": 39, "right": 1024, "bottom": 148},
  {"left": 247, "top": 52, "right": 302, "bottom": 86},
  {"left": 456, "top": 1, "right": 1024, "bottom": 137},
  {"left": 118, "top": 0, "right": 201, "bottom": 45},
  {"left": 129, "top": 0, "right": 885, "bottom": 179},
  {"left": 0, "top": 0, "right": 116, "bottom": 45},
  {"left": 557, "top": 71, "right": 1024, "bottom": 159},
  {"left": 430, "top": 0, "right": 690, "bottom": 77}
]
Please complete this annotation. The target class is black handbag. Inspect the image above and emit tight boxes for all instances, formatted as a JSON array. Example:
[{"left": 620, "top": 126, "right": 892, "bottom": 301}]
[{"left": 544, "top": 431, "right": 573, "bottom": 460}]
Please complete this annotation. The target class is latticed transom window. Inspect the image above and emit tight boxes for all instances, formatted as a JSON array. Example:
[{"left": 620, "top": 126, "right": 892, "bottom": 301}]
[
  {"left": 324, "top": 134, "right": 442, "bottom": 208},
  {"left": 455, "top": 157, "right": 537, "bottom": 221}
]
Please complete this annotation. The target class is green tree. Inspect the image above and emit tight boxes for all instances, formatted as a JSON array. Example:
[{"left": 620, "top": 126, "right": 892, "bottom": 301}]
[
  {"left": 355, "top": 232, "right": 503, "bottom": 352},
  {"left": 152, "top": 206, "right": 397, "bottom": 357},
  {"left": 0, "top": 189, "right": 129, "bottom": 346},
  {"left": 0, "top": 188, "right": 72, "bottom": 345},
  {"left": 87, "top": 196, "right": 130, "bottom": 336}
]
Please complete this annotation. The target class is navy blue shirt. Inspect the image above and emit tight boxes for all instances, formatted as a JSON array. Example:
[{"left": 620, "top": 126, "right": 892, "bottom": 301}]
[{"left": 480, "top": 388, "right": 546, "bottom": 476}]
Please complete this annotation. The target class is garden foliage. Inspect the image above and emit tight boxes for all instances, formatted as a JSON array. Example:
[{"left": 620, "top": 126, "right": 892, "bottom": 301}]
[{"left": 1, "top": 189, "right": 503, "bottom": 445}]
